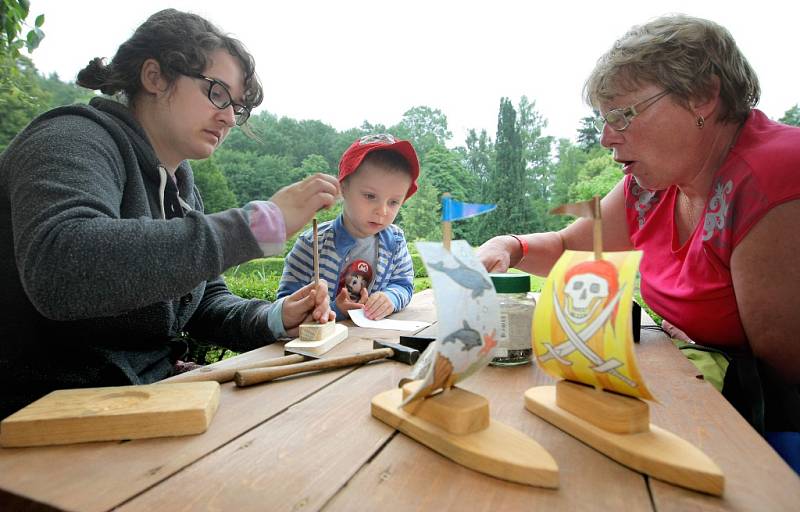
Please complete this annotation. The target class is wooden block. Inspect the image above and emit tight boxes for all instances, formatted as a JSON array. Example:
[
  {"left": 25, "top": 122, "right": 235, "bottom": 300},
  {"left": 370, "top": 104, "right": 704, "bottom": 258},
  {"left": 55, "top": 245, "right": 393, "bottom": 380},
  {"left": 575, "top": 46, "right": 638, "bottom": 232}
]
[
  {"left": 299, "top": 321, "right": 335, "bottom": 342},
  {"left": 401, "top": 381, "right": 489, "bottom": 435},
  {"left": 0, "top": 382, "right": 220, "bottom": 448},
  {"left": 525, "top": 385, "right": 724, "bottom": 496},
  {"left": 372, "top": 387, "right": 558, "bottom": 488},
  {"left": 285, "top": 323, "right": 348, "bottom": 356},
  {"left": 555, "top": 379, "right": 649, "bottom": 434}
]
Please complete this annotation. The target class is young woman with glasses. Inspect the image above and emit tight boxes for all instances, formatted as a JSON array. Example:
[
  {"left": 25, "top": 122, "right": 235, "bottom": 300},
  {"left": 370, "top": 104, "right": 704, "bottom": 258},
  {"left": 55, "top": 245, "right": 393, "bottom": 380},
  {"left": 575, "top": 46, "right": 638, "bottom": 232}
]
[
  {"left": 0, "top": 9, "right": 337, "bottom": 418},
  {"left": 477, "top": 15, "right": 799, "bottom": 470}
]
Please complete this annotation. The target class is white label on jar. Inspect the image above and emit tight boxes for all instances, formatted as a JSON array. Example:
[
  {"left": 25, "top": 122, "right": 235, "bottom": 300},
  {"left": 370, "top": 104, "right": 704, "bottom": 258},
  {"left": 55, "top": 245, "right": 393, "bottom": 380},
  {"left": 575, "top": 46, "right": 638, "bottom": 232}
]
[{"left": 499, "top": 312, "right": 510, "bottom": 342}]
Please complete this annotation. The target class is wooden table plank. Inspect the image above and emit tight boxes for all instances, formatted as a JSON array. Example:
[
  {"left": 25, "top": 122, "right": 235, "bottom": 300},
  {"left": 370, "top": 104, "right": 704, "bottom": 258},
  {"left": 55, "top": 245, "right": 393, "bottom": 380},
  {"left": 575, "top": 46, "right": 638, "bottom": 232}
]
[
  {"left": 633, "top": 331, "right": 800, "bottom": 511},
  {"left": 115, "top": 351, "right": 417, "bottom": 512},
  {"left": 0, "top": 293, "right": 436, "bottom": 512}
]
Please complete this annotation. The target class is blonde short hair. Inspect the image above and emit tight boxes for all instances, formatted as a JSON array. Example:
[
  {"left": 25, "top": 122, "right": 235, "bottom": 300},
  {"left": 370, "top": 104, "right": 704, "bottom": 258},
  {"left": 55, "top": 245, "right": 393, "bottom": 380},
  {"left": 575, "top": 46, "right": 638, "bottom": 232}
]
[{"left": 584, "top": 14, "right": 759, "bottom": 123}]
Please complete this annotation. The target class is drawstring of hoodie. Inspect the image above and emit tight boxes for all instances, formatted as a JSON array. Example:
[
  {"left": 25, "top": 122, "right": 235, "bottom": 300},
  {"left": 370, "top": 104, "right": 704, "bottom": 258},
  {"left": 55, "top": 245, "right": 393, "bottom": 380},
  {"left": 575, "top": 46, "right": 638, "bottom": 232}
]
[
  {"left": 158, "top": 165, "right": 193, "bottom": 219},
  {"left": 158, "top": 165, "right": 168, "bottom": 220}
]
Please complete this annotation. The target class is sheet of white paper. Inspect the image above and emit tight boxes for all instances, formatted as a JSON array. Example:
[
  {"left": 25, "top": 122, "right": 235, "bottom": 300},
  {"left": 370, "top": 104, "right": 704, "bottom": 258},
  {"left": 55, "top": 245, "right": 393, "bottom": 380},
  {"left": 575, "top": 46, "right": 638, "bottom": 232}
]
[{"left": 348, "top": 309, "right": 431, "bottom": 331}]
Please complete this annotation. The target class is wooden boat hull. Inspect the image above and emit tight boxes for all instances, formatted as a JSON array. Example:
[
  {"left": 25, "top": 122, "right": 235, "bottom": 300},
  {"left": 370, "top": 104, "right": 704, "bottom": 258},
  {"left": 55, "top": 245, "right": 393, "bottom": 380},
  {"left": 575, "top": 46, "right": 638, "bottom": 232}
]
[
  {"left": 525, "top": 385, "right": 724, "bottom": 496},
  {"left": 372, "top": 387, "right": 559, "bottom": 488}
]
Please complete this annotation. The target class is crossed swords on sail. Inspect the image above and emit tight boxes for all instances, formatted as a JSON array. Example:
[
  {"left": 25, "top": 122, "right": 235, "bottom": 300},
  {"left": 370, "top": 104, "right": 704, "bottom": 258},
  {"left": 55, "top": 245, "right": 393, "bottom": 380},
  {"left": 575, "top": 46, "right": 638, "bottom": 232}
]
[{"left": 539, "top": 285, "right": 637, "bottom": 388}]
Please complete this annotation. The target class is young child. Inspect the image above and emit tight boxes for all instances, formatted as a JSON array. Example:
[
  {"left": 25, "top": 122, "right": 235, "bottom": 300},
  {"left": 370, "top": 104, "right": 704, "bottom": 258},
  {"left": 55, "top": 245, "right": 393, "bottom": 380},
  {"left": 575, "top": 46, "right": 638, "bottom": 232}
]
[{"left": 278, "top": 133, "right": 419, "bottom": 320}]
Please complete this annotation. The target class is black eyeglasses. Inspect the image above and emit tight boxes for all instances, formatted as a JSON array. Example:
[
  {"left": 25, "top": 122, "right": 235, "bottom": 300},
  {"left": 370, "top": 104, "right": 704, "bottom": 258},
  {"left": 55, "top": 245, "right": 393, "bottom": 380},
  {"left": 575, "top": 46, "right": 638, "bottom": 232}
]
[
  {"left": 593, "top": 90, "right": 670, "bottom": 133},
  {"left": 192, "top": 74, "right": 250, "bottom": 126}
]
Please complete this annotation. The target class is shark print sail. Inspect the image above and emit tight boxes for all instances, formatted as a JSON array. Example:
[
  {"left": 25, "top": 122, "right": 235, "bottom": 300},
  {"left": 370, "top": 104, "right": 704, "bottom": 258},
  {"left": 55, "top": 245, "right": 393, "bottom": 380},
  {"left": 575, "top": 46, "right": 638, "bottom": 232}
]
[{"left": 402, "top": 240, "right": 500, "bottom": 405}]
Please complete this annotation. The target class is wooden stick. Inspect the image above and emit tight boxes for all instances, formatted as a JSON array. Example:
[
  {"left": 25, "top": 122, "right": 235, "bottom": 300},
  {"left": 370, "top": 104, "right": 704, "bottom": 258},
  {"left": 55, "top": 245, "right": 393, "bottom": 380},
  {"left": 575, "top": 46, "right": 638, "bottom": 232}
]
[
  {"left": 235, "top": 348, "right": 393, "bottom": 387},
  {"left": 593, "top": 195, "right": 602, "bottom": 260},
  {"left": 164, "top": 354, "right": 305, "bottom": 384},
  {"left": 442, "top": 192, "right": 452, "bottom": 251},
  {"left": 312, "top": 218, "right": 319, "bottom": 286},
  {"left": 442, "top": 222, "right": 452, "bottom": 252}
]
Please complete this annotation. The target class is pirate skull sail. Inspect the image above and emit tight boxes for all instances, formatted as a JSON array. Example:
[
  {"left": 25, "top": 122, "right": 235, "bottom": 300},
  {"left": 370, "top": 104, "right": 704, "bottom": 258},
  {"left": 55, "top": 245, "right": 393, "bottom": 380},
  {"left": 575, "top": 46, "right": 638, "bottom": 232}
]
[{"left": 533, "top": 249, "right": 653, "bottom": 400}]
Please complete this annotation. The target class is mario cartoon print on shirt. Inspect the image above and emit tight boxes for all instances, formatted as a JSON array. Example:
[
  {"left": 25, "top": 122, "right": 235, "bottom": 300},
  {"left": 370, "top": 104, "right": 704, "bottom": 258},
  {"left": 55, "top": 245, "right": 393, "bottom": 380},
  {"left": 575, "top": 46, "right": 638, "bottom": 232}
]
[{"left": 339, "top": 260, "right": 374, "bottom": 301}]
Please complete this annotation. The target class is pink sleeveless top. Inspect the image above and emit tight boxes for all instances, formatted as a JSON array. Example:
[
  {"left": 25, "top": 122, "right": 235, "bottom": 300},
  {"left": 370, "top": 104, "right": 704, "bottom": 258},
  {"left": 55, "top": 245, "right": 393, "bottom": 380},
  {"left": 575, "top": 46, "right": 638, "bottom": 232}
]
[{"left": 624, "top": 110, "right": 800, "bottom": 349}]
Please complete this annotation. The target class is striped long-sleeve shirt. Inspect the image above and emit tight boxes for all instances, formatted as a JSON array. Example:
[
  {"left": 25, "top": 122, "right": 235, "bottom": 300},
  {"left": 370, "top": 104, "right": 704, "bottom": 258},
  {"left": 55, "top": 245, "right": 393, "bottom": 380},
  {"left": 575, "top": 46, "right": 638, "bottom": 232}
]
[{"left": 278, "top": 215, "right": 414, "bottom": 319}]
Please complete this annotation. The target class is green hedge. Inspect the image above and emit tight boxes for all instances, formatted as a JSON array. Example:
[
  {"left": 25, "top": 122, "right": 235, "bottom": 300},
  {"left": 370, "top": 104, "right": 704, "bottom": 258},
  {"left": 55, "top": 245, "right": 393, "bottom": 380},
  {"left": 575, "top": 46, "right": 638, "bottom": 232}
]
[
  {"left": 411, "top": 253, "right": 428, "bottom": 277},
  {"left": 224, "top": 273, "right": 279, "bottom": 301},
  {"left": 225, "top": 257, "right": 285, "bottom": 278},
  {"left": 227, "top": 254, "right": 430, "bottom": 281}
]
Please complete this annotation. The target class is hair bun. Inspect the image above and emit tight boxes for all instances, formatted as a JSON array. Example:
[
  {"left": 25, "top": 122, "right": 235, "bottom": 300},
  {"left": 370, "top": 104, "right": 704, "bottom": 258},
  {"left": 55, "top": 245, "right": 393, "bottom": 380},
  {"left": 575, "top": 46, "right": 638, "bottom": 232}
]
[{"left": 76, "top": 57, "right": 113, "bottom": 93}]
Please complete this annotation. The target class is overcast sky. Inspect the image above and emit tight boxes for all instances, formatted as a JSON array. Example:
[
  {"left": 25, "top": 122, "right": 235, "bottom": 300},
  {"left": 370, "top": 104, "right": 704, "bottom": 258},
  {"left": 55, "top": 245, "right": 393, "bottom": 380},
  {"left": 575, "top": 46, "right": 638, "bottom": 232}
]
[{"left": 26, "top": 0, "right": 800, "bottom": 146}]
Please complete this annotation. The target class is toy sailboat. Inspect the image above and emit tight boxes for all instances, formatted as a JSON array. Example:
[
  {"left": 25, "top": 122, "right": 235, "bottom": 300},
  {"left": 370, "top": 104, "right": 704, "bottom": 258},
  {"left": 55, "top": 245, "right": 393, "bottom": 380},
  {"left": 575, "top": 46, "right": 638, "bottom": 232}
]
[
  {"left": 371, "top": 197, "right": 558, "bottom": 488},
  {"left": 524, "top": 196, "right": 724, "bottom": 496}
]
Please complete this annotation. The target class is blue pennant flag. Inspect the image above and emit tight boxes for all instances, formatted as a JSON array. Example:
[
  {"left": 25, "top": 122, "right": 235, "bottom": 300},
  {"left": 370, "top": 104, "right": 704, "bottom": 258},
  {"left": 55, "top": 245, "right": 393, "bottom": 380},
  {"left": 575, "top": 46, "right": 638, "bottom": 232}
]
[{"left": 441, "top": 196, "right": 497, "bottom": 222}]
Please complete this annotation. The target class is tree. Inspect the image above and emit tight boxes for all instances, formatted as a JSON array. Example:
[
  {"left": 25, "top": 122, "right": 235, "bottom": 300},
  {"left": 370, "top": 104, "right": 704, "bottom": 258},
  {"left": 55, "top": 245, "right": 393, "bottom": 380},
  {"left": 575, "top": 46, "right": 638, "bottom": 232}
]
[
  {"left": 463, "top": 129, "right": 494, "bottom": 194},
  {"left": 568, "top": 149, "right": 622, "bottom": 201},
  {"left": 480, "top": 97, "right": 531, "bottom": 239},
  {"left": 779, "top": 104, "right": 800, "bottom": 127},
  {"left": 399, "top": 175, "right": 441, "bottom": 242},
  {"left": 517, "top": 97, "right": 554, "bottom": 199},
  {"left": 38, "top": 72, "right": 95, "bottom": 107},
  {"left": 0, "top": 56, "right": 51, "bottom": 151},
  {"left": 1, "top": 2, "right": 46, "bottom": 151},
  {"left": 576, "top": 115, "right": 601, "bottom": 151},
  {"left": 550, "top": 138, "right": 588, "bottom": 206},
  {"left": 215, "top": 149, "right": 295, "bottom": 205},
  {"left": 191, "top": 158, "right": 238, "bottom": 212},
  {"left": 1, "top": 1, "right": 45, "bottom": 57},
  {"left": 295, "top": 154, "right": 333, "bottom": 177},
  {"left": 421, "top": 144, "right": 473, "bottom": 201},
  {"left": 393, "top": 106, "right": 452, "bottom": 158}
]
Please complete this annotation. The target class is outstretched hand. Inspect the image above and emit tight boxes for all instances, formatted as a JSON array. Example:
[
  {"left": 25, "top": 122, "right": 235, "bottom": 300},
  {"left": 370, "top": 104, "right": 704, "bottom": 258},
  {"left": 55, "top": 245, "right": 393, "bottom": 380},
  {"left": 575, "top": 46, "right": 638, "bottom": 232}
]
[
  {"left": 476, "top": 236, "right": 514, "bottom": 273},
  {"left": 270, "top": 173, "right": 340, "bottom": 237},
  {"left": 282, "top": 281, "right": 335, "bottom": 337}
]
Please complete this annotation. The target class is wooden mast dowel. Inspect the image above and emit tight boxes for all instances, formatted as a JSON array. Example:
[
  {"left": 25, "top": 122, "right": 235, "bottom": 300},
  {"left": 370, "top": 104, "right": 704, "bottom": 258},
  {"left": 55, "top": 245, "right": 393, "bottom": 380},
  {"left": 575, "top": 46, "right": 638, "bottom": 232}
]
[
  {"left": 442, "top": 222, "right": 452, "bottom": 252},
  {"left": 312, "top": 218, "right": 319, "bottom": 286},
  {"left": 592, "top": 195, "right": 602, "bottom": 260},
  {"left": 442, "top": 192, "right": 452, "bottom": 251}
]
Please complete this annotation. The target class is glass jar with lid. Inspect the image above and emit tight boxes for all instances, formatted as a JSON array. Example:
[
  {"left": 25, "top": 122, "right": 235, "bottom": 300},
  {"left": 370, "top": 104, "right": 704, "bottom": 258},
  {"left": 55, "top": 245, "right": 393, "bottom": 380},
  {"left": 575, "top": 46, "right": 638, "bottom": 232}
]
[{"left": 489, "top": 272, "right": 536, "bottom": 367}]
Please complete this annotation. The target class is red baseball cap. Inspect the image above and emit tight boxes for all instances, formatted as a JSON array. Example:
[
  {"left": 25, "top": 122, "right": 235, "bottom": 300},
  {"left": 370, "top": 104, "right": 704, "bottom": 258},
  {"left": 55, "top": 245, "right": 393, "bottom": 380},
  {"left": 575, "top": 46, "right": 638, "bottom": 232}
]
[{"left": 338, "top": 134, "right": 420, "bottom": 200}]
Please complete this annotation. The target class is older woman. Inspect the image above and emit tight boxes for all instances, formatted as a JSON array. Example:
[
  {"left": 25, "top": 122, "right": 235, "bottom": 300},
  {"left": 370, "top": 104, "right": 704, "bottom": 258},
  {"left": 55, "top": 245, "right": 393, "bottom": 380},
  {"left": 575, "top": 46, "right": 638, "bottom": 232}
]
[{"left": 478, "top": 14, "right": 799, "bottom": 460}]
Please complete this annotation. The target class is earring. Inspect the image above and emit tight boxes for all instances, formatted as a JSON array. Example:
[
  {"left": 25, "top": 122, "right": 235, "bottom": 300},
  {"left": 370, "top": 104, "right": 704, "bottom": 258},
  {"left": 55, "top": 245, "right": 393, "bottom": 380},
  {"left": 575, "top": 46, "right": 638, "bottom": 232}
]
[{"left": 696, "top": 115, "right": 705, "bottom": 128}]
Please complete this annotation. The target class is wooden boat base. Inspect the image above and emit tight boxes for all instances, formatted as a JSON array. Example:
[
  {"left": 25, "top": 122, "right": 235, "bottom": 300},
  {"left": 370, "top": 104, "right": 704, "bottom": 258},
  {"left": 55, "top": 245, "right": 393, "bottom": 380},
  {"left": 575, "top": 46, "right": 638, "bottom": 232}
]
[
  {"left": 372, "top": 387, "right": 559, "bottom": 488},
  {"left": 524, "top": 384, "right": 724, "bottom": 496}
]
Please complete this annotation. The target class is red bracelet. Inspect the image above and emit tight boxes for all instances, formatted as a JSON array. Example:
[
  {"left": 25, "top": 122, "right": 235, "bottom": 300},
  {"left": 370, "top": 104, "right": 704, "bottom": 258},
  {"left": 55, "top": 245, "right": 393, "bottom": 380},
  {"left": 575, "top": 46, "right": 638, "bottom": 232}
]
[{"left": 509, "top": 234, "right": 529, "bottom": 261}]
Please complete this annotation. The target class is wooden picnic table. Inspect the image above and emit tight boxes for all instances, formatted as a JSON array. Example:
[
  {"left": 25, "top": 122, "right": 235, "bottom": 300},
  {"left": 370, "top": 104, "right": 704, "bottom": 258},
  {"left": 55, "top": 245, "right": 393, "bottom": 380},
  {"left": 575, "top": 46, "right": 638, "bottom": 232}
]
[{"left": 0, "top": 288, "right": 797, "bottom": 511}]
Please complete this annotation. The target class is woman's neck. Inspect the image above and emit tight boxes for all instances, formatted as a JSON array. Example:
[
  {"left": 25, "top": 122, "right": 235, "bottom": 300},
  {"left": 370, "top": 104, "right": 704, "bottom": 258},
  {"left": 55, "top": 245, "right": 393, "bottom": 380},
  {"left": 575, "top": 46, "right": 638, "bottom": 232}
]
[
  {"left": 679, "top": 120, "right": 742, "bottom": 201},
  {"left": 130, "top": 100, "right": 180, "bottom": 173}
]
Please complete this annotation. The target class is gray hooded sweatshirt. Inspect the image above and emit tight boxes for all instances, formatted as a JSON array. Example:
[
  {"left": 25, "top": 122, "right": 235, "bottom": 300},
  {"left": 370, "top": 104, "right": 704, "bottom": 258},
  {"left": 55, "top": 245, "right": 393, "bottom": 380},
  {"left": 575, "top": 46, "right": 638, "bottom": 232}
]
[{"left": 0, "top": 97, "right": 278, "bottom": 417}]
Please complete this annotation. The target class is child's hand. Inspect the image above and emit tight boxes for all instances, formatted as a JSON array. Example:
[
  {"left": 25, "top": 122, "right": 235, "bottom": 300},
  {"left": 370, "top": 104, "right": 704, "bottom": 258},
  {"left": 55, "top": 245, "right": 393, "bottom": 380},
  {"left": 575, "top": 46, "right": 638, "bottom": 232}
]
[
  {"left": 282, "top": 281, "right": 335, "bottom": 337},
  {"left": 335, "top": 286, "right": 366, "bottom": 319},
  {"left": 364, "top": 291, "right": 394, "bottom": 320}
]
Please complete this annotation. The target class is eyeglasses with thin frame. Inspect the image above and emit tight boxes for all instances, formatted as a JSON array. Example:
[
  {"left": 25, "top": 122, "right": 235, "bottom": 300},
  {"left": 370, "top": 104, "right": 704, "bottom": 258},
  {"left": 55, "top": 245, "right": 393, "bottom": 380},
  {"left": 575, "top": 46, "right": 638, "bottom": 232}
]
[
  {"left": 593, "top": 90, "right": 670, "bottom": 133},
  {"left": 192, "top": 74, "right": 250, "bottom": 126}
]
